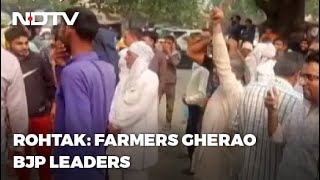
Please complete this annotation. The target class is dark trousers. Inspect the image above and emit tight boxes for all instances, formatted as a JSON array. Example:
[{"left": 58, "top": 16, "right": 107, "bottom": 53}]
[{"left": 185, "top": 105, "right": 202, "bottom": 160}]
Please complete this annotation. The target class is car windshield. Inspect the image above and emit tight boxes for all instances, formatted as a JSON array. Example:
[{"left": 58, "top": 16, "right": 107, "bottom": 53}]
[{"left": 173, "top": 31, "right": 186, "bottom": 38}]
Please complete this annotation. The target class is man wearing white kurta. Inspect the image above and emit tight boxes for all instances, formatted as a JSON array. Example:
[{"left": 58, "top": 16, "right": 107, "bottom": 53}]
[
  {"left": 192, "top": 8, "right": 247, "bottom": 180},
  {"left": 108, "top": 41, "right": 159, "bottom": 180}
]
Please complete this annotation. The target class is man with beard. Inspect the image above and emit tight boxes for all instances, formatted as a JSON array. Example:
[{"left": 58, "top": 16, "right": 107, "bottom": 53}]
[
  {"left": 5, "top": 26, "right": 56, "bottom": 180},
  {"left": 52, "top": 7, "right": 116, "bottom": 180},
  {"left": 299, "top": 38, "right": 310, "bottom": 56},
  {"left": 265, "top": 52, "right": 319, "bottom": 180}
]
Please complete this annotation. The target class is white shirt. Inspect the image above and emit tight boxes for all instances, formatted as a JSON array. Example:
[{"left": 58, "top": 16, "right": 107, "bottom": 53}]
[
  {"left": 245, "top": 42, "right": 276, "bottom": 83},
  {"left": 1, "top": 48, "right": 28, "bottom": 153},
  {"left": 256, "top": 59, "right": 276, "bottom": 82},
  {"left": 233, "top": 77, "right": 303, "bottom": 180},
  {"left": 185, "top": 63, "right": 209, "bottom": 106}
]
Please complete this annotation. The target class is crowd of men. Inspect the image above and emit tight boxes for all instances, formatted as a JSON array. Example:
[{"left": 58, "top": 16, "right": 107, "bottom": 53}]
[{"left": 1, "top": 6, "right": 319, "bottom": 180}]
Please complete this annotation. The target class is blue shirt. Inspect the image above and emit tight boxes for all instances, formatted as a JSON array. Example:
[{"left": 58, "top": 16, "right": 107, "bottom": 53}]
[{"left": 54, "top": 52, "right": 116, "bottom": 180}]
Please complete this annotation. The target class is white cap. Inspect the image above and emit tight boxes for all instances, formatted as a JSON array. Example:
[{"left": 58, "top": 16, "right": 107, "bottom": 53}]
[{"left": 242, "top": 42, "right": 253, "bottom": 51}]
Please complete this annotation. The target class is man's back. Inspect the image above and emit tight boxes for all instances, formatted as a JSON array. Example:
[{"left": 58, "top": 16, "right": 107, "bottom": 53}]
[
  {"left": 93, "top": 28, "right": 119, "bottom": 79},
  {"left": 55, "top": 52, "right": 116, "bottom": 137},
  {"left": 235, "top": 78, "right": 302, "bottom": 180}
]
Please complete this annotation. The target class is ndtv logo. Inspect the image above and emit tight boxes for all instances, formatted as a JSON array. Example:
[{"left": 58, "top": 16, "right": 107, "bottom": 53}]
[{"left": 12, "top": 12, "right": 79, "bottom": 26}]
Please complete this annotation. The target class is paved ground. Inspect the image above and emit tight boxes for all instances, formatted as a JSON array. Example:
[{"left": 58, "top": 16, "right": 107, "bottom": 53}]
[
  {"left": 5, "top": 70, "right": 193, "bottom": 180},
  {"left": 149, "top": 69, "right": 193, "bottom": 180}
]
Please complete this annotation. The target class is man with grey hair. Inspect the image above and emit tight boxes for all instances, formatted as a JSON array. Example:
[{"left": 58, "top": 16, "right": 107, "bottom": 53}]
[
  {"left": 233, "top": 51, "right": 305, "bottom": 180},
  {"left": 265, "top": 52, "right": 319, "bottom": 180}
]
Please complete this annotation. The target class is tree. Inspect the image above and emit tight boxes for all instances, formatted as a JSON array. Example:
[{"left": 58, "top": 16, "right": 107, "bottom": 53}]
[
  {"left": 306, "top": 0, "right": 319, "bottom": 21},
  {"left": 254, "top": 0, "right": 307, "bottom": 36},
  {"left": 1, "top": 0, "right": 74, "bottom": 12},
  {"left": 87, "top": 0, "right": 202, "bottom": 27}
]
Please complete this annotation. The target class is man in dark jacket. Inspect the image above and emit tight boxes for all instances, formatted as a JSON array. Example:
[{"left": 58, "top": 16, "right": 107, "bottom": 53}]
[
  {"left": 240, "top": 18, "right": 256, "bottom": 44},
  {"left": 228, "top": 15, "right": 243, "bottom": 41},
  {"left": 5, "top": 26, "right": 56, "bottom": 180},
  {"left": 93, "top": 27, "right": 120, "bottom": 82}
]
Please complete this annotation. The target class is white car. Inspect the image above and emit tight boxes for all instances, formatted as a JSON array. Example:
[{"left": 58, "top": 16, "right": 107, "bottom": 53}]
[
  {"left": 153, "top": 27, "right": 202, "bottom": 51},
  {"left": 176, "top": 29, "right": 202, "bottom": 52}
]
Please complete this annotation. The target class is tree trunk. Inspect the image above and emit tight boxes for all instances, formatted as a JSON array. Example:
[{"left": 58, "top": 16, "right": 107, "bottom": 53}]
[{"left": 255, "top": 0, "right": 306, "bottom": 36}]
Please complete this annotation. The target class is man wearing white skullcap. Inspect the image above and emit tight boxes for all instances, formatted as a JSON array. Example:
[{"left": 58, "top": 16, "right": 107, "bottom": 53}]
[
  {"left": 245, "top": 42, "right": 277, "bottom": 83},
  {"left": 107, "top": 41, "right": 159, "bottom": 180}
]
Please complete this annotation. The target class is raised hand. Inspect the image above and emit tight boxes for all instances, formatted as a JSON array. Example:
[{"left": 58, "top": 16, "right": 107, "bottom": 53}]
[
  {"left": 265, "top": 87, "right": 280, "bottom": 111},
  {"left": 211, "top": 7, "right": 224, "bottom": 25},
  {"left": 50, "top": 40, "right": 69, "bottom": 67}
]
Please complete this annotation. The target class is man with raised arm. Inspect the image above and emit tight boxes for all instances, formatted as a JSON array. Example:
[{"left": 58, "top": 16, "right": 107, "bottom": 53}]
[{"left": 192, "top": 7, "right": 247, "bottom": 180}]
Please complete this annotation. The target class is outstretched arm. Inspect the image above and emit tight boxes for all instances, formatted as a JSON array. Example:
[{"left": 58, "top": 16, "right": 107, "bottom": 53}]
[{"left": 211, "top": 8, "right": 238, "bottom": 87}]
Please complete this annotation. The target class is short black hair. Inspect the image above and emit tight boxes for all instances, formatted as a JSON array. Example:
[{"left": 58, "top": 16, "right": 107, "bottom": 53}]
[
  {"left": 5, "top": 26, "right": 29, "bottom": 42},
  {"left": 164, "top": 35, "right": 175, "bottom": 43},
  {"left": 202, "top": 27, "right": 210, "bottom": 32},
  {"left": 274, "top": 37, "right": 288, "bottom": 45},
  {"left": 245, "top": 18, "right": 252, "bottom": 24},
  {"left": 127, "top": 28, "right": 143, "bottom": 40},
  {"left": 274, "top": 51, "right": 305, "bottom": 77},
  {"left": 300, "top": 38, "right": 310, "bottom": 44},
  {"left": 142, "top": 31, "right": 159, "bottom": 43},
  {"left": 235, "top": 15, "right": 241, "bottom": 21},
  {"left": 64, "top": 7, "right": 99, "bottom": 41},
  {"left": 305, "top": 52, "right": 319, "bottom": 64}
]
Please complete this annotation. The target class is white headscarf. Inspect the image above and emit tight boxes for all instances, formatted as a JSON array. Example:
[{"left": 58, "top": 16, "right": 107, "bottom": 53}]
[
  {"left": 250, "top": 42, "right": 276, "bottom": 64},
  {"left": 124, "top": 41, "right": 154, "bottom": 90},
  {"left": 246, "top": 42, "right": 276, "bottom": 83},
  {"left": 242, "top": 42, "right": 253, "bottom": 51}
]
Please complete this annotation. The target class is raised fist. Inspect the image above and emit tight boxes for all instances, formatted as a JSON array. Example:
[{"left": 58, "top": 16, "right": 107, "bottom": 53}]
[{"left": 211, "top": 7, "right": 224, "bottom": 25}]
